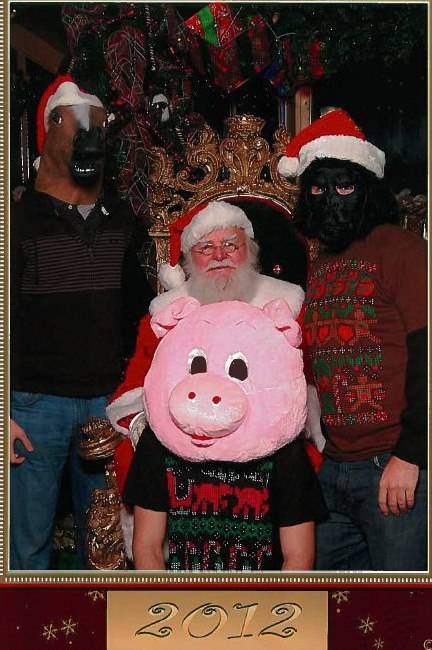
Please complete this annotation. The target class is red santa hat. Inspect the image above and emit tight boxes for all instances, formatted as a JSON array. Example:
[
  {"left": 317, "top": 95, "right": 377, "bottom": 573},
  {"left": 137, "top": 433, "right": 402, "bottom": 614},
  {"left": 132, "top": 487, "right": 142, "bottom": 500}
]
[
  {"left": 36, "top": 74, "right": 104, "bottom": 154},
  {"left": 277, "top": 108, "right": 385, "bottom": 179},
  {"left": 158, "top": 200, "right": 254, "bottom": 290}
]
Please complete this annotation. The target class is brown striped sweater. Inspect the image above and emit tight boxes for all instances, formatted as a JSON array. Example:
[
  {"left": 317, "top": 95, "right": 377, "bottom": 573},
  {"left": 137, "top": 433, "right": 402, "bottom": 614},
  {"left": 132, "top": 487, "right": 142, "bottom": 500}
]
[{"left": 11, "top": 189, "right": 153, "bottom": 397}]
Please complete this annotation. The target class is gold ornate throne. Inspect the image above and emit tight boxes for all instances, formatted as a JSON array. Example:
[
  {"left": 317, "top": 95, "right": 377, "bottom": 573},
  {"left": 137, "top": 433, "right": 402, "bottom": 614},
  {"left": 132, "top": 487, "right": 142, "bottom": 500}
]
[
  {"left": 146, "top": 114, "right": 304, "bottom": 271},
  {"left": 80, "top": 114, "right": 310, "bottom": 570},
  {"left": 79, "top": 114, "right": 426, "bottom": 570}
]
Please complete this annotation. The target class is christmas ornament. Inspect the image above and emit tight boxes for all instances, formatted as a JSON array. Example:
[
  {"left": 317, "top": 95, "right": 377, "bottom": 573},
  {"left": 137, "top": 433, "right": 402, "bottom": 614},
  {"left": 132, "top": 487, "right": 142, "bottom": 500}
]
[
  {"left": 150, "top": 93, "right": 170, "bottom": 123},
  {"left": 184, "top": 4, "right": 271, "bottom": 94}
]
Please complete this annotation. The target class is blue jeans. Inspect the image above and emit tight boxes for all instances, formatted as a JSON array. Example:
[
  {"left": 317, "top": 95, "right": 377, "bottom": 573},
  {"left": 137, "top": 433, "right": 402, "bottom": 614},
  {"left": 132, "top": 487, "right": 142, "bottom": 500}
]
[
  {"left": 10, "top": 392, "right": 108, "bottom": 570},
  {"left": 316, "top": 454, "right": 427, "bottom": 571}
]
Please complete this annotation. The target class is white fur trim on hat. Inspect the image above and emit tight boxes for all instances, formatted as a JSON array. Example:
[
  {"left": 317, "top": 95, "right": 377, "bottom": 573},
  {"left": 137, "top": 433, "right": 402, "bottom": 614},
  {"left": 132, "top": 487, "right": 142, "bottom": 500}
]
[
  {"left": 180, "top": 201, "right": 254, "bottom": 253},
  {"left": 298, "top": 134, "right": 385, "bottom": 179},
  {"left": 277, "top": 155, "right": 299, "bottom": 178},
  {"left": 44, "top": 81, "right": 104, "bottom": 130},
  {"left": 158, "top": 263, "right": 186, "bottom": 290}
]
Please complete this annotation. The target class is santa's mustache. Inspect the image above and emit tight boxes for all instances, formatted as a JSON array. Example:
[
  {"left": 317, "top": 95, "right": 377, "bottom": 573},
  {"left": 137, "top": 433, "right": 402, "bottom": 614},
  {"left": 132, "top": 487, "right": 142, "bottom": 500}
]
[{"left": 205, "top": 260, "right": 238, "bottom": 270}]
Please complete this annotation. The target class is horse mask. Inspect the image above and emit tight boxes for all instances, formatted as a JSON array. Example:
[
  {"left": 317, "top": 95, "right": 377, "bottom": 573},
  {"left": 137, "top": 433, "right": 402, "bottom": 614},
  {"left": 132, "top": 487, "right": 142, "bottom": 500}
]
[{"left": 35, "top": 75, "right": 107, "bottom": 200}]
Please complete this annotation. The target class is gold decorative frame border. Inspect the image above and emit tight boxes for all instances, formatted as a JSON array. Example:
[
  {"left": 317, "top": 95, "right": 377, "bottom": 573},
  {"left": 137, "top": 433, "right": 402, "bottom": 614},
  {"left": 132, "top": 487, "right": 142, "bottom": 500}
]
[
  {"left": 1, "top": 0, "right": 7, "bottom": 583},
  {"left": 1, "top": 0, "right": 430, "bottom": 588}
]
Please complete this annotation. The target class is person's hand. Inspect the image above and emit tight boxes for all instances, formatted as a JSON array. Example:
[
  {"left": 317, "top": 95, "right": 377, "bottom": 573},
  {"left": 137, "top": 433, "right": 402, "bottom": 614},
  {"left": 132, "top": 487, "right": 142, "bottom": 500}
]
[
  {"left": 10, "top": 419, "right": 34, "bottom": 464},
  {"left": 378, "top": 455, "right": 419, "bottom": 515}
]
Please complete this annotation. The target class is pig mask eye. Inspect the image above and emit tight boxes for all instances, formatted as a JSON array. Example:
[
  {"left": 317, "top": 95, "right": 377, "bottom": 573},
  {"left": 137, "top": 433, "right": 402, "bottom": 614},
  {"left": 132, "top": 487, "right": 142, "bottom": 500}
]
[
  {"left": 225, "top": 352, "right": 248, "bottom": 381},
  {"left": 188, "top": 349, "right": 207, "bottom": 374}
]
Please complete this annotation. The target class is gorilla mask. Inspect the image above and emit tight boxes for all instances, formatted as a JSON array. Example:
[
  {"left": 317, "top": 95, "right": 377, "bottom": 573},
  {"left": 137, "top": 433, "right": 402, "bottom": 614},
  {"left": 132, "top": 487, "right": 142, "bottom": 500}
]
[
  {"left": 305, "top": 159, "right": 366, "bottom": 253},
  {"left": 294, "top": 158, "right": 400, "bottom": 252}
]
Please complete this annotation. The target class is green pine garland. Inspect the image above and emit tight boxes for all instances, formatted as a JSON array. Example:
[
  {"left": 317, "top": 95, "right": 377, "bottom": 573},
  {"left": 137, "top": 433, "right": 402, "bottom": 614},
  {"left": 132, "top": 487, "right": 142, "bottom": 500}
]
[{"left": 252, "top": 3, "right": 426, "bottom": 70}]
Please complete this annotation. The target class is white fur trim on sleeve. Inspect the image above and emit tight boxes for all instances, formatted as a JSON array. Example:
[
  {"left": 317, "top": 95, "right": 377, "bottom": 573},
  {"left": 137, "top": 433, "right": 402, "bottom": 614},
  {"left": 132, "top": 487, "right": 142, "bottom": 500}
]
[
  {"left": 106, "top": 387, "right": 145, "bottom": 437},
  {"left": 249, "top": 274, "right": 305, "bottom": 318},
  {"left": 149, "top": 283, "right": 189, "bottom": 316}
]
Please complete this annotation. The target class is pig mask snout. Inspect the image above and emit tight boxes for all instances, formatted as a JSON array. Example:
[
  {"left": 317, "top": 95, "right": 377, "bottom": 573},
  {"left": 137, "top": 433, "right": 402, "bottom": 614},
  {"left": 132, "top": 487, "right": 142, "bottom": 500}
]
[{"left": 168, "top": 373, "right": 248, "bottom": 446}]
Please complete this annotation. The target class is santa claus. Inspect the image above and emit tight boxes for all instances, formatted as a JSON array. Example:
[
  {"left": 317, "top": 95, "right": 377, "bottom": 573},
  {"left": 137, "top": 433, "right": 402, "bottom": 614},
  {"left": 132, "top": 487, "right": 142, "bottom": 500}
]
[{"left": 107, "top": 200, "right": 324, "bottom": 459}]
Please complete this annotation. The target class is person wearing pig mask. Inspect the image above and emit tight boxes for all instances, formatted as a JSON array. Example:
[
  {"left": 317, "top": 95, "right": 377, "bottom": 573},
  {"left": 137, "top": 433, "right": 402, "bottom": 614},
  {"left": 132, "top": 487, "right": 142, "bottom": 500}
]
[
  {"left": 10, "top": 75, "right": 152, "bottom": 569},
  {"left": 278, "top": 108, "right": 427, "bottom": 570},
  {"left": 107, "top": 201, "right": 324, "bottom": 454},
  {"left": 124, "top": 296, "right": 328, "bottom": 571}
]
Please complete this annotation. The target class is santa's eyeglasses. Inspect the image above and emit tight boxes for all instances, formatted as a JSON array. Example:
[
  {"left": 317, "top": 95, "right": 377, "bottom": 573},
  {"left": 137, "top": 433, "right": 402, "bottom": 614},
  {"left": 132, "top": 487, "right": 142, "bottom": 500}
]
[{"left": 192, "top": 239, "right": 243, "bottom": 256}]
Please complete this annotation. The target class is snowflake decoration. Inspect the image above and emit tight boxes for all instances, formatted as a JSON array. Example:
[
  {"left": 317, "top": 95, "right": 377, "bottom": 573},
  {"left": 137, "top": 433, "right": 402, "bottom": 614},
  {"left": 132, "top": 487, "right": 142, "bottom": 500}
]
[
  {"left": 358, "top": 617, "right": 376, "bottom": 634},
  {"left": 42, "top": 623, "right": 58, "bottom": 640},
  {"left": 86, "top": 590, "right": 106, "bottom": 602},
  {"left": 61, "top": 618, "right": 78, "bottom": 636},
  {"left": 332, "top": 590, "right": 351, "bottom": 604},
  {"left": 373, "top": 639, "right": 384, "bottom": 649}
]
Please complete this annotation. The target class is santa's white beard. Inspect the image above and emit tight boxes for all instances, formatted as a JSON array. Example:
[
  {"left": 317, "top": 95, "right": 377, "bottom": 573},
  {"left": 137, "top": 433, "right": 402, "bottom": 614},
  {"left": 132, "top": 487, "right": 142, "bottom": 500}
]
[{"left": 184, "top": 260, "right": 260, "bottom": 305}]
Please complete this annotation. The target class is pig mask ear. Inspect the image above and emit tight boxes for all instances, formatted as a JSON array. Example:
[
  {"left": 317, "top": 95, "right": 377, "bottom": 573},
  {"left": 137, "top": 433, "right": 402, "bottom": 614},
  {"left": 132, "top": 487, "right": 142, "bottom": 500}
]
[
  {"left": 151, "top": 296, "right": 201, "bottom": 338},
  {"left": 263, "top": 298, "right": 302, "bottom": 348}
]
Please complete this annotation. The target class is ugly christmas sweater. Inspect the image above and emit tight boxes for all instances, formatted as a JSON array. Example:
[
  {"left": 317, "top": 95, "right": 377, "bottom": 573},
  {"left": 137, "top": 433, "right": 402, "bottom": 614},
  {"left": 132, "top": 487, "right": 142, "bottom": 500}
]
[
  {"left": 304, "top": 224, "right": 427, "bottom": 467},
  {"left": 124, "top": 427, "right": 327, "bottom": 571}
]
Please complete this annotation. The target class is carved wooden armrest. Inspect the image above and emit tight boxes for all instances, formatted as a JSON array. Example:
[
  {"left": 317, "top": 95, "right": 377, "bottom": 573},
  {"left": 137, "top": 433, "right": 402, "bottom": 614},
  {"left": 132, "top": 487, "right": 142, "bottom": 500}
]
[{"left": 80, "top": 417, "right": 127, "bottom": 570}]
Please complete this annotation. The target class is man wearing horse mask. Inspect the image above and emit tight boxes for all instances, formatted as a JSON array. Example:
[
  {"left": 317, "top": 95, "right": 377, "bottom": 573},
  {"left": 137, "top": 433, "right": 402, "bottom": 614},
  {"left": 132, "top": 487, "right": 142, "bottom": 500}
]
[
  {"left": 278, "top": 109, "right": 427, "bottom": 570},
  {"left": 10, "top": 75, "right": 152, "bottom": 569}
]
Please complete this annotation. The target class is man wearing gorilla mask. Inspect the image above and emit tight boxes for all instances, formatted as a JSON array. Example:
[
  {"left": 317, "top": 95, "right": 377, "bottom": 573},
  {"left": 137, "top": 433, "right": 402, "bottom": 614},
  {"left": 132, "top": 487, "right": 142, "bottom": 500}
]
[{"left": 278, "top": 109, "right": 427, "bottom": 570}]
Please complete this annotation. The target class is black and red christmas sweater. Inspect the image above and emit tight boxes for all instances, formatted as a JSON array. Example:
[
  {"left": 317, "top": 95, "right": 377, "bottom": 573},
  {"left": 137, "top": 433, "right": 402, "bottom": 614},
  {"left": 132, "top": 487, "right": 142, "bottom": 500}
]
[{"left": 124, "top": 427, "right": 327, "bottom": 571}]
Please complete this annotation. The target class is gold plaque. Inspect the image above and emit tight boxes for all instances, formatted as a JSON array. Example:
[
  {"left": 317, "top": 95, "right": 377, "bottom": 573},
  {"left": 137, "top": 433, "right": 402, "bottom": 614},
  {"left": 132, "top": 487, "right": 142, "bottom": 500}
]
[{"left": 108, "top": 590, "right": 327, "bottom": 649}]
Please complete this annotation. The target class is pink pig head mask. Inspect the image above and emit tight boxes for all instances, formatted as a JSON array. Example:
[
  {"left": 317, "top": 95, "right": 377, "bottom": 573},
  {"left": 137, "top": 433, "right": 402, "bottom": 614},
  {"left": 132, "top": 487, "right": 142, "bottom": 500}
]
[{"left": 144, "top": 296, "right": 307, "bottom": 462}]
